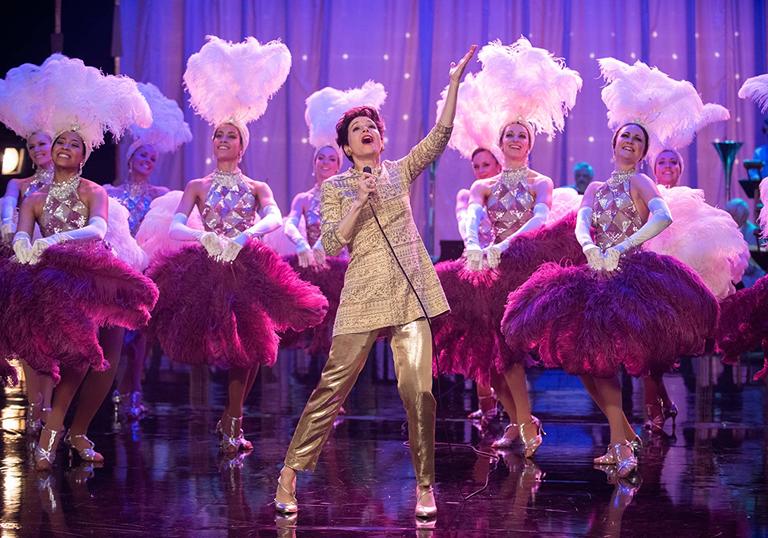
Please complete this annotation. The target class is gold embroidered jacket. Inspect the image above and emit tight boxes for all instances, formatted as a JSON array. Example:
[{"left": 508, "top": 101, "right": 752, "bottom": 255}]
[{"left": 321, "top": 123, "right": 452, "bottom": 335}]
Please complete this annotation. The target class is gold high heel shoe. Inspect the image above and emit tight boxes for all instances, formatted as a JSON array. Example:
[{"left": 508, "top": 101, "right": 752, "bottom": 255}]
[
  {"left": 274, "top": 470, "right": 299, "bottom": 514},
  {"left": 491, "top": 423, "right": 519, "bottom": 448},
  {"left": 519, "top": 416, "right": 545, "bottom": 458},
  {"left": 414, "top": 485, "right": 437, "bottom": 518},
  {"left": 64, "top": 433, "right": 104, "bottom": 463},
  {"left": 34, "top": 426, "right": 64, "bottom": 472},
  {"left": 219, "top": 415, "right": 252, "bottom": 454}
]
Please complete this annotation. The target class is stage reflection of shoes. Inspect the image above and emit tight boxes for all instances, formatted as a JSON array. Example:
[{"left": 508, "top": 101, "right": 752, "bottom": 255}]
[
  {"left": 491, "top": 423, "right": 519, "bottom": 448},
  {"left": 275, "top": 512, "right": 298, "bottom": 538},
  {"left": 519, "top": 460, "right": 544, "bottom": 502},
  {"left": 219, "top": 453, "right": 246, "bottom": 472},
  {"left": 37, "top": 475, "right": 58, "bottom": 514},
  {"left": 127, "top": 391, "right": 148, "bottom": 419},
  {"left": 630, "top": 434, "right": 643, "bottom": 454},
  {"left": 67, "top": 462, "right": 95, "bottom": 486},
  {"left": 415, "top": 485, "right": 437, "bottom": 519}
]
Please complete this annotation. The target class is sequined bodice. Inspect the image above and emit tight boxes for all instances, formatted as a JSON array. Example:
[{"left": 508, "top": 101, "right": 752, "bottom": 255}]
[
  {"left": 40, "top": 175, "right": 88, "bottom": 236},
  {"left": 305, "top": 187, "right": 322, "bottom": 246},
  {"left": 22, "top": 168, "right": 53, "bottom": 198},
  {"left": 201, "top": 170, "right": 258, "bottom": 238},
  {"left": 591, "top": 171, "right": 643, "bottom": 249},
  {"left": 111, "top": 182, "right": 153, "bottom": 236},
  {"left": 486, "top": 168, "right": 535, "bottom": 242}
]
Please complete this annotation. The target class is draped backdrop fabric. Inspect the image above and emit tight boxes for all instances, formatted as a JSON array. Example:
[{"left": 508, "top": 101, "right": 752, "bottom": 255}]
[{"left": 118, "top": 0, "right": 766, "bottom": 251}]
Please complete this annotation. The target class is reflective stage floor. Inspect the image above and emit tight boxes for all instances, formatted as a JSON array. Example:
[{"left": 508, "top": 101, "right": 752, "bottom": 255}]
[{"left": 0, "top": 349, "right": 766, "bottom": 537}]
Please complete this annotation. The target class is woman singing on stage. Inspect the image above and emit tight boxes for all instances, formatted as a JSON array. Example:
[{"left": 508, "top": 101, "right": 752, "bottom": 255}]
[{"left": 275, "top": 45, "right": 477, "bottom": 519}]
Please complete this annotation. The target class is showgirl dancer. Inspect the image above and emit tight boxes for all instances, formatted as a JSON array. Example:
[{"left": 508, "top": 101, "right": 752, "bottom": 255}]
[
  {"left": 106, "top": 82, "right": 192, "bottom": 419},
  {"left": 0, "top": 60, "right": 56, "bottom": 433},
  {"left": 432, "top": 38, "right": 583, "bottom": 451},
  {"left": 281, "top": 81, "right": 386, "bottom": 357},
  {"left": 0, "top": 54, "right": 158, "bottom": 471},
  {"left": 628, "top": 64, "right": 745, "bottom": 434},
  {"left": 455, "top": 149, "right": 500, "bottom": 421},
  {"left": 501, "top": 58, "right": 721, "bottom": 478},
  {"left": 717, "top": 73, "right": 768, "bottom": 381},
  {"left": 274, "top": 45, "right": 477, "bottom": 519},
  {"left": 146, "top": 36, "right": 327, "bottom": 455}
]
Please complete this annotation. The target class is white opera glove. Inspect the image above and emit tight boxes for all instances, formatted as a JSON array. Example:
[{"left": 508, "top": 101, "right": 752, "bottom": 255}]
[
  {"left": 31, "top": 216, "right": 108, "bottom": 259},
  {"left": 311, "top": 239, "right": 326, "bottom": 266},
  {"left": 198, "top": 231, "right": 225, "bottom": 259},
  {"left": 602, "top": 247, "right": 621, "bottom": 272},
  {"left": 1, "top": 196, "right": 16, "bottom": 242},
  {"left": 1, "top": 223, "right": 14, "bottom": 243},
  {"left": 169, "top": 212, "right": 204, "bottom": 242},
  {"left": 464, "top": 202, "right": 486, "bottom": 271},
  {"left": 283, "top": 213, "right": 311, "bottom": 253},
  {"left": 484, "top": 241, "right": 507, "bottom": 269},
  {"left": 575, "top": 206, "right": 604, "bottom": 271},
  {"left": 614, "top": 197, "right": 673, "bottom": 254},
  {"left": 12, "top": 232, "right": 34, "bottom": 264},
  {"left": 219, "top": 237, "right": 243, "bottom": 263}
]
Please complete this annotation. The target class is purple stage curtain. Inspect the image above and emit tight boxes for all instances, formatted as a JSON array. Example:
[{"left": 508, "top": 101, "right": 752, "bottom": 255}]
[{"left": 118, "top": 0, "right": 765, "bottom": 250}]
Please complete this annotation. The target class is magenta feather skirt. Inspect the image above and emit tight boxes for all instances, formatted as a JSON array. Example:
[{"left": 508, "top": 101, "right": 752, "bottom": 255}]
[
  {"left": 432, "top": 214, "right": 585, "bottom": 385},
  {"left": 279, "top": 256, "right": 347, "bottom": 356},
  {"left": 501, "top": 251, "right": 719, "bottom": 378},
  {"left": 716, "top": 274, "right": 768, "bottom": 380},
  {"left": 147, "top": 240, "right": 328, "bottom": 369},
  {"left": 0, "top": 240, "right": 159, "bottom": 384}
]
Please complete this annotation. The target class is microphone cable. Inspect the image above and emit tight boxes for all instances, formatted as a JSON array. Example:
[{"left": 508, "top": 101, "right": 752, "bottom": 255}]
[{"left": 362, "top": 166, "right": 500, "bottom": 506}]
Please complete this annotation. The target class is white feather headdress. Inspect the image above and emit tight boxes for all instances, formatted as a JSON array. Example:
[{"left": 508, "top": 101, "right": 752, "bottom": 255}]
[
  {"left": 37, "top": 54, "right": 151, "bottom": 160},
  {"left": 127, "top": 83, "right": 192, "bottom": 160},
  {"left": 184, "top": 35, "right": 291, "bottom": 152},
  {"left": 738, "top": 74, "right": 768, "bottom": 113},
  {"left": 0, "top": 61, "right": 51, "bottom": 140},
  {"left": 437, "top": 38, "right": 582, "bottom": 161},
  {"left": 305, "top": 80, "right": 387, "bottom": 152},
  {"left": 599, "top": 58, "right": 729, "bottom": 163}
]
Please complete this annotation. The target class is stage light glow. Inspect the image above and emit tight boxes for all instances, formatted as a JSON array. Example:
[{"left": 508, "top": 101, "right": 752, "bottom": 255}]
[
  {"left": 383, "top": 54, "right": 389, "bottom": 61},
  {"left": 342, "top": 53, "right": 349, "bottom": 60},
  {"left": 301, "top": 137, "right": 308, "bottom": 144},
  {"left": 205, "top": 157, "right": 212, "bottom": 165},
  {"left": 301, "top": 54, "right": 308, "bottom": 61},
  {"left": 261, "top": 136, "right": 269, "bottom": 143},
  {"left": 404, "top": 72, "right": 411, "bottom": 79},
  {"left": 587, "top": 136, "right": 595, "bottom": 143},
  {"left": 402, "top": 114, "right": 409, "bottom": 121},
  {"left": 672, "top": 53, "right": 678, "bottom": 60},
  {"left": 1, "top": 148, "right": 21, "bottom": 175},
  {"left": 714, "top": 51, "right": 721, "bottom": 58}
]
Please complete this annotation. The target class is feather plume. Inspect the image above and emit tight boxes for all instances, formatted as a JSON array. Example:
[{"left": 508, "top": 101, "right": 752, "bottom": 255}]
[
  {"left": 738, "top": 74, "right": 768, "bottom": 113},
  {"left": 128, "top": 83, "right": 192, "bottom": 157},
  {"left": 436, "top": 37, "right": 582, "bottom": 160},
  {"left": 599, "top": 58, "right": 729, "bottom": 162},
  {"left": 37, "top": 54, "right": 151, "bottom": 157},
  {"left": 305, "top": 81, "right": 386, "bottom": 151},
  {"left": 184, "top": 35, "right": 291, "bottom": 128},
  {"left": 0, "top": 62, "right": 51, "bottom": 139}
]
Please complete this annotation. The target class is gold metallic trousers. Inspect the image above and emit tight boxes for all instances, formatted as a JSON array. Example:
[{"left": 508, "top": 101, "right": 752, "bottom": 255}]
[{"left": 284, "top": 318, "right": 436, "bottom": 486}]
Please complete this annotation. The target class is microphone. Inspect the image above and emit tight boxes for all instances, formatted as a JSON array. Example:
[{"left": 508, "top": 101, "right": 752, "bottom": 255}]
[{"left": 363, "top": 166, "right": 375, "bottom": 203}]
